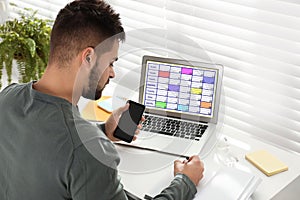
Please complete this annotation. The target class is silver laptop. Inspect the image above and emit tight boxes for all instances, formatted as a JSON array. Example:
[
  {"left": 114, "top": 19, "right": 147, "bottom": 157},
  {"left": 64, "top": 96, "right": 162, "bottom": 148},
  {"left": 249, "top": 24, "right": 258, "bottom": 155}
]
[{"left": 117, "top": 55, "right": 223, "bottom": 157}]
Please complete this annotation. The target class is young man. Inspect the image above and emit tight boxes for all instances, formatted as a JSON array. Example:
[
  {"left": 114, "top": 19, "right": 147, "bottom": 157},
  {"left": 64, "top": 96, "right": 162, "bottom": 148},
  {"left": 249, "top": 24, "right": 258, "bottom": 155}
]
[{"left": 0, "top": 0, "right": 204, "bottom": 199}]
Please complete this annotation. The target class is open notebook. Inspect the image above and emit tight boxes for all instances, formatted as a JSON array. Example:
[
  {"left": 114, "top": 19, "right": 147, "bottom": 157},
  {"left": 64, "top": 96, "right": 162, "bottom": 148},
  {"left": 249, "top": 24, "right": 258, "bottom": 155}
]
[{"left": 195, "top": 167, "right": 261, "bottom": 200}]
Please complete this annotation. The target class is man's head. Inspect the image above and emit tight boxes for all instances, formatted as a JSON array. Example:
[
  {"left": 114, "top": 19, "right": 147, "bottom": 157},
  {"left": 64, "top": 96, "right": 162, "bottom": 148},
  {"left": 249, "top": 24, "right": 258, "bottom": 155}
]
[
  {"left": 49, "top": 0, "right": 125, "bottom": 100},
  {"left": 82, "top": 40, "right": 119, "bottom": 100},
  {"left": 49, "top": 0, "right": 124, "bottom": 66}
]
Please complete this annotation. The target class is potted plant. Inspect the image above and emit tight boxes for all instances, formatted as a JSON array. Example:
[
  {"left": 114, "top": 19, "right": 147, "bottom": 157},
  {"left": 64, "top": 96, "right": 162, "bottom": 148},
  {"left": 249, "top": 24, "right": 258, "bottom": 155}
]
[{"left": 0, "top": 3, "right": 52, "bottom": 88}]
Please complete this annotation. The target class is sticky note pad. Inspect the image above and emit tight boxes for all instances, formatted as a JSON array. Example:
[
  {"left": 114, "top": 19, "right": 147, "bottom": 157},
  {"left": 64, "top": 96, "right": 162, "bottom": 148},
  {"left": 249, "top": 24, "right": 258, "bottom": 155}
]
[{"left": 245, "top": 150, "right": 288, "bottom": 176}]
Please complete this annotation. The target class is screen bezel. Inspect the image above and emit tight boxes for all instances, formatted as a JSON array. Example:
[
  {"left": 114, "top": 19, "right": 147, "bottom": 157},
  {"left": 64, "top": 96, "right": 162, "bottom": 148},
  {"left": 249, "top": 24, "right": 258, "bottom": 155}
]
[{"left": 139, "top": 55, "right": 223, "bottom": 124}]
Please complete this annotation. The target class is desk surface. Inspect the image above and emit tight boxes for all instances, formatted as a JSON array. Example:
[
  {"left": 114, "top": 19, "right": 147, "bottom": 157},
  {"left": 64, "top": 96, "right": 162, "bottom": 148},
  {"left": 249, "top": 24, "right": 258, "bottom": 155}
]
[
  {"left": 78, "top": 96, "right": 300, "bottom": 200},
  {"left": 116, "top": 127, "right": 300, "bottom": 199}
]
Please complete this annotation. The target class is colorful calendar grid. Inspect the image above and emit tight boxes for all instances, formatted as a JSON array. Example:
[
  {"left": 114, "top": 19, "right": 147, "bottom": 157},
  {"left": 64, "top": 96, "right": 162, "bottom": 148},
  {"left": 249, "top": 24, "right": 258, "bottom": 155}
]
[{"left": 144, "top": 61, "right": 217, "bottom": 117}]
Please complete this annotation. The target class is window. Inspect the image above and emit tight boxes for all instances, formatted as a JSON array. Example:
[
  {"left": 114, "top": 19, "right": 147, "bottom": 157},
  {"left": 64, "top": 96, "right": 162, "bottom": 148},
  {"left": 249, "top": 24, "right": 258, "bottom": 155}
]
[
  {"left": 109, "top": 0, "right": 300, "bottom": 153},
  {"left": 0, "top": 0, "right": 9, "bottom": 23}
]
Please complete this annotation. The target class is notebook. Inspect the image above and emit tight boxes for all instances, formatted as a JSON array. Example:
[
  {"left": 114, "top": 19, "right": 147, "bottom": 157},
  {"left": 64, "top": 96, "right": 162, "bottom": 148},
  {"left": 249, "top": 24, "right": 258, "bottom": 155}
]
[
  {"left": 195, "top": 167, "right": 261, "bottom": 200},
  {"left": 245, "top": 150, "right": 288, "bottom": 176},
  {"left": 115, "top": 55, "right": 223, "bottom": 157}
]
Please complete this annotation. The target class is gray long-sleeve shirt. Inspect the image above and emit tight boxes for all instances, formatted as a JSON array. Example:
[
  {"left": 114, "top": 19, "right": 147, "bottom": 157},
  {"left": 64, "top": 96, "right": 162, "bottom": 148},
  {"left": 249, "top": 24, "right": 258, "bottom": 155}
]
[{"left": 0, "top": 82, "right": 197, "bottom": 200}]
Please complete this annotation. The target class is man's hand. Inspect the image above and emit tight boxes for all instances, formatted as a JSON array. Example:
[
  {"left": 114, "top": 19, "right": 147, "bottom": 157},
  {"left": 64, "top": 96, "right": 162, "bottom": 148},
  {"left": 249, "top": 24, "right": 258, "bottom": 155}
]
[
  {"left": 174, "top": 155, "right": 204, "bottom": 186},
  {"left": 104, "top": 103, "right": 145, "bottom": 141}
]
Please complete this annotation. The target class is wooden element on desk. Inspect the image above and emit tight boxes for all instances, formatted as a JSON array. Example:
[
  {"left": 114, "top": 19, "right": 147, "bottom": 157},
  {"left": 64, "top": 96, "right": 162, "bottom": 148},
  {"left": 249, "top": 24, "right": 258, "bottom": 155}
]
[{"left": 81, "top": 96, "right": 111, "bottom": 122}]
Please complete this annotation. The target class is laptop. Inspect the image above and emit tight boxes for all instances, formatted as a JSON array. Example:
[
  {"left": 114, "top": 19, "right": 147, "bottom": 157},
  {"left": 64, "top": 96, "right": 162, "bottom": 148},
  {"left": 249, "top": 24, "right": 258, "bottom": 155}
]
[{"left": 117, "top": 55, "right": 223, "bottom": 157}]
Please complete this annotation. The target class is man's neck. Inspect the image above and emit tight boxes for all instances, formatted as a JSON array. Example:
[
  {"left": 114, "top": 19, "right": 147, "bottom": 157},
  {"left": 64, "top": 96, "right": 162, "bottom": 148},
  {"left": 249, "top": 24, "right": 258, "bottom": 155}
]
[{"left": 33, "top": 66, "right": 80, "bottom": 105}]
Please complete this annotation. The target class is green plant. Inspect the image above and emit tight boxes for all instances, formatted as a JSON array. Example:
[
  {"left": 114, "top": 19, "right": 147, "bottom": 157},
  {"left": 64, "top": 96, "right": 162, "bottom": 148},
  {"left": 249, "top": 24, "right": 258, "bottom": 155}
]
[{"left": 0, "top": 3, "right": 53, "bottom": 88}]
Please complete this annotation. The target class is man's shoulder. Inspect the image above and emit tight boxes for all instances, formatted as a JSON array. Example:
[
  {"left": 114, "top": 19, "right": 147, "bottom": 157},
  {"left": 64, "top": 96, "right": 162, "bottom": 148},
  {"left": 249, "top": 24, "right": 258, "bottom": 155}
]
[
  {"left": 0, "top": 83, "right": 25, "bottom": 96},
  {"left": 69, "top": 119, "right": 120, "bottom": 168},
  {"left": 72, "top": 118, "right": 107, "bottom": 144},
  {"left": 65, "top": 116, "right": 117, "bottom": 153},
  {"left": 63, "top": 111, "right": 104, "bottom": 143},
  {"left": 0, "top": 83, "right": 32, "bottom": 111}
]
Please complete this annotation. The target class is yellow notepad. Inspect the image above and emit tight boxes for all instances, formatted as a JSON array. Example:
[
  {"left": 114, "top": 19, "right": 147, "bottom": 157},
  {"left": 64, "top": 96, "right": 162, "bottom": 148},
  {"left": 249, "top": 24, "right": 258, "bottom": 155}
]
[{"left": 245, "top": 150, "right": 288, "bottom": 176}]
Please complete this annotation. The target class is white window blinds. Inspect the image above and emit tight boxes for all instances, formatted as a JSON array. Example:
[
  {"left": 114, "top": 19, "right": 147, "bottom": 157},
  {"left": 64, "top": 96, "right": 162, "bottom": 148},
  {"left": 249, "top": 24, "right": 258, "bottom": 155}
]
[
  {"left": 0, "top": 0, "right": 8, "bottom": 23},
  {"left": 108, "top": 0, "right": 300, "bottom": 153},
  {"left": 7, "top": 0, "right": 300, "bottom": 153}
]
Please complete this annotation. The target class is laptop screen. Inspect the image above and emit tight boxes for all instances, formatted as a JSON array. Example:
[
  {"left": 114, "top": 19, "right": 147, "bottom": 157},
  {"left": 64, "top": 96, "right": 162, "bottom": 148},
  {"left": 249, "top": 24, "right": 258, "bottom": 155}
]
[{"left": 140, "top": 56, "right": 221, "bottom": 120}]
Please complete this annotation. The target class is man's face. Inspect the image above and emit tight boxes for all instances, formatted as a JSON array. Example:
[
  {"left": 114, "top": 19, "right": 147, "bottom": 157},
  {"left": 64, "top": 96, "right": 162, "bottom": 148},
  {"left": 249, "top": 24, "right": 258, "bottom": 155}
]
[{"left": 82, "top": 41, "right": 119, "bottom": 100}]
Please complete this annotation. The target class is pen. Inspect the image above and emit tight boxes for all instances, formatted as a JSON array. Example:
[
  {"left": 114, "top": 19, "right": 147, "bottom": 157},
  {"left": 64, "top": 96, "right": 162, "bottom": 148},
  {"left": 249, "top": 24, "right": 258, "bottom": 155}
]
[{"left": 183, "top": 156, "right": 190, "bottom": 164}]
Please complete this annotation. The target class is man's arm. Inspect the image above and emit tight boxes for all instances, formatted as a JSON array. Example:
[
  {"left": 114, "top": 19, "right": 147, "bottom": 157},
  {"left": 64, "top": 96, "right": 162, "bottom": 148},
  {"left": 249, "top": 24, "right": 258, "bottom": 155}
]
[
  {"left": 96, "top": 106, "right": 203, "bottom": 200},
  {"left": 68, "top": 140, "right": 128, "bottom": 200},
  {"left": 152, "top": 156, "right": 203, "bottom": 200},
  {"left": 153, "top": 173, "right": 197, "bottom": 200},
  {"left": 97, "top": 122, "right": 106, "bottom": 133}
]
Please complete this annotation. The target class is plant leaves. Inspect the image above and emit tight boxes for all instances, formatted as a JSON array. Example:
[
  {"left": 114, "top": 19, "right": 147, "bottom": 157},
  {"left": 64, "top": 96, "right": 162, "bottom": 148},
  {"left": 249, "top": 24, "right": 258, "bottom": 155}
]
[
  {"left": 23, "top": 38, "right": 36, "bottom": 58},
  {"left": 0, "top": 5, "right": 52, "bottom": 84}
]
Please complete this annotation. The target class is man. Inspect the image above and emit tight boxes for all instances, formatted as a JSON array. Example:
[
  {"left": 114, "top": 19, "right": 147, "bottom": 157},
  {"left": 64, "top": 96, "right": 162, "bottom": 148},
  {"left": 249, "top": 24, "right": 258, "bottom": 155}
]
[{"left": 0, "top": 0, "right": 204, "bottom": 199}]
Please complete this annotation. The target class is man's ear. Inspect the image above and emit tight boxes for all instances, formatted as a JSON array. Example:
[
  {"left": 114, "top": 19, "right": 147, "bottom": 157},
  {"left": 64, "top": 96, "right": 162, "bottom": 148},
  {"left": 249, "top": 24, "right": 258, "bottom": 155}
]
[
  {"left": 81, "top": 47, "right": 95, "bottom": 67},
  {"left": 86, "top": 56, "right": 91, "bottom": 63}
]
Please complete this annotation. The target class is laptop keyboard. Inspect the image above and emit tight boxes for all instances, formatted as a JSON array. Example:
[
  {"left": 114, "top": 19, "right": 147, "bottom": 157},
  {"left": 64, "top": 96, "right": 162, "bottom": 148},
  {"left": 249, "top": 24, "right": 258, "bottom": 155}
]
[{"left": 141, "top": 114, "right": 208, "bottom": 141}]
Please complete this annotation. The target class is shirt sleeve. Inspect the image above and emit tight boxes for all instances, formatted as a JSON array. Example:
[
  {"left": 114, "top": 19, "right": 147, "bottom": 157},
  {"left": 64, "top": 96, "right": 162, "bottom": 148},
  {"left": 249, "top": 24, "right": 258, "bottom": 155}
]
[
  {"left": 153, "top": 173, "right": 197, "bottom": 200},
  {"left": 68, "top": 140, "right": 128, "bottom": 200},
  {"left": 72, "top": 122, "right": 197, "bottom": 200},
  {"left": 96, "top": 122, "right": 106, "bottom": 133}
]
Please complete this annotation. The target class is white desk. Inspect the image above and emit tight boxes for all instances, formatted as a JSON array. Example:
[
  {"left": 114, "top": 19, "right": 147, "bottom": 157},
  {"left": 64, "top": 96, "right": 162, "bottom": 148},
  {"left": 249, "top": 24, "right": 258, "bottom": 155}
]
[
  {"left": 77, "top": 93, "right": 300, "bottom": 199},
  {"left": 117, "top": 126, "right": 300, "bottom": 199}
]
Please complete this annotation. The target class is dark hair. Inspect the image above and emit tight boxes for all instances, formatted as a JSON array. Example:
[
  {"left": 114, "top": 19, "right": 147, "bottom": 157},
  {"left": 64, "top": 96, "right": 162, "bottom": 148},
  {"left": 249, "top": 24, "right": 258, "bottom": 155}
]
[{"left": 49, "top": 0, "right": 125, "bottom": 66}]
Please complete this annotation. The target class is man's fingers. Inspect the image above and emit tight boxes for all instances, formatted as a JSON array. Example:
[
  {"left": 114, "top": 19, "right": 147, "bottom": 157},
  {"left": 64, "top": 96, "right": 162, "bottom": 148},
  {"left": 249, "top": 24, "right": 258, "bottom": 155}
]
[
  {"left": 137, "top": 124, "right": 142, "bottom": 129},
  {"left": 174, "top": 160, "right": 183, "bottom": 165},
  {"left": 133, "top": 135, "right": 137, "bottom": 141},
  {"left": 188, "top": 155, "right": 200, "bottom": 162}
]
